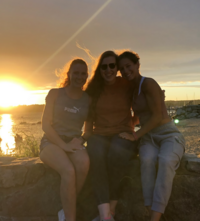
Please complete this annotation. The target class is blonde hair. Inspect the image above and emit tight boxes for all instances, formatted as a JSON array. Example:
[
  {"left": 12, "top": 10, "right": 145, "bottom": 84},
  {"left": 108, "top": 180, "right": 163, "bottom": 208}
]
[{"left": 56, "top": 58, "right": 88, "bottom": 88}]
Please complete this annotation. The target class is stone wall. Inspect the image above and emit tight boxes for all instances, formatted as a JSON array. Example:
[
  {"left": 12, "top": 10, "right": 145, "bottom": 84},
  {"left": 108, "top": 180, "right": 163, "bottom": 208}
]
[
  {"left": 0, "top": 154, "right": 200, "bottom": 221},
  {"left": 174, "top": 105, "right": 200, "bottom": 120}
]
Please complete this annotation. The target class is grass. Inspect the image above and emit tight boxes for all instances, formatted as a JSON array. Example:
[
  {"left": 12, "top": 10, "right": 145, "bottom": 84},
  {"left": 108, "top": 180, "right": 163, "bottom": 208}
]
[
  {"left": 0, "top": 133, "right": 40, "bottom": 158},
  {"left": 15, "top": 133, "right": 40, "bottom": 157}
]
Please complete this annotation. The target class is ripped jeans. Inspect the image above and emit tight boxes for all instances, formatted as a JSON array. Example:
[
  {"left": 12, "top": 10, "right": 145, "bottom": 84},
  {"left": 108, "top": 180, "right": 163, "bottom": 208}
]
[{"left": 139, "top": 121, "right": 185, "bottom": 213}]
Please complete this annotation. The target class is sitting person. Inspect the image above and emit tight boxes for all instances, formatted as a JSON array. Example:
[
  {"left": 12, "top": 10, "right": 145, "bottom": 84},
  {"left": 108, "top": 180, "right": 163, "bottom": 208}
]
[
  {"left": 118, "top": 50, "right": 185, "bottom": 221},
  {"left": 85, "top": 51, "right": 138, "bottom": 221},
  {"left": 40, "top": 58, "right": 91, "bottom": 221}
]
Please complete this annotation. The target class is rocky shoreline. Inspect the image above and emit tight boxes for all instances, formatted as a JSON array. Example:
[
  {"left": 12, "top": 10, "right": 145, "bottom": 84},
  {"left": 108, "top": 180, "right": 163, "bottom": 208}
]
[{"left": 173, "top": 105, "right": 200, "bottom": 120}]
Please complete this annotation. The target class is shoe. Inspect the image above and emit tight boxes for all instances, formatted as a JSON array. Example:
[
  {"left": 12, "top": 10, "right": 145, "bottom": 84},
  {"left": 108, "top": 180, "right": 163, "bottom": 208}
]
[
  {"left": 92, "top": 216, "right": 100, "bottom": 221},
  {"left": 58, "top": 209, "right": 66, "bottom": 221},
  {"left": 101, "top": 216, "right": 115, "bottom": 221}
]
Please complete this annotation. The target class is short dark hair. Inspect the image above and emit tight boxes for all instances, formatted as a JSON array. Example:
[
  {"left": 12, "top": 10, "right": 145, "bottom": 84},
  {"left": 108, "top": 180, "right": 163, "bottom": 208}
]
[{"left": 118, "top": 51, "right": 140, "bottom": 64}]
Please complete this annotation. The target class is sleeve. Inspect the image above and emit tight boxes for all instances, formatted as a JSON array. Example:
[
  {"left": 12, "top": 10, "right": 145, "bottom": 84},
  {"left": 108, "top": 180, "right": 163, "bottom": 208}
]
[{"left": 45, "top": 89, "right": 59, "bottom": 104}]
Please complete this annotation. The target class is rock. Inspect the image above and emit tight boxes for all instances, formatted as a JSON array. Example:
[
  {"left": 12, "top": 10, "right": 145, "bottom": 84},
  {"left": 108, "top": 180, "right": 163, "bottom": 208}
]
[
  {"left": 186, "top": 107, "right": 192, "bottom": 112},
  {"left": 192, "top": 105, "right": 200, "bottom": 110},
  {"left": 183, "top": 153, "right": 198, "bottom": 158},
  {"left": 173, "top": 105, "right": 200, "bottom": 120},
  {"left": 0, "top": 165, "right": 27, "bottom": 188},
  {"left": 192, "top": 109, "right": 198, "bottom": 113},
  {"left": 1, "top": 155, "right": 200, "bottom": 221},
  {"left": 19, "top": 122, "right": 27, "bottom": 125},
  {"left": 186, "top": 160, "right": 200, "bottom": 173},
  {"left": 176, "top": 108, "right": 185, "bottom": 115},
  {"left": 185, "top": 112, "right": 198, "bottom": 118},
  {"left": 177, "top": 115, "right": 186, "bottom": 120}
]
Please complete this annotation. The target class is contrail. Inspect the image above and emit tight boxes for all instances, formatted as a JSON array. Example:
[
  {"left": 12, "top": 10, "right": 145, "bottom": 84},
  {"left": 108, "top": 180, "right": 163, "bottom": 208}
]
[{"left": 33, "top": 0, "right": 112, "bottom": 74}]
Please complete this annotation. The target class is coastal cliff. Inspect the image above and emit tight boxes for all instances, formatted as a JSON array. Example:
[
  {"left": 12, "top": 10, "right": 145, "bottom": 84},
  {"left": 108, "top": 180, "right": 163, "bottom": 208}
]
[{"left": 0, "top": 154, "right": 200, "bottom": 221}]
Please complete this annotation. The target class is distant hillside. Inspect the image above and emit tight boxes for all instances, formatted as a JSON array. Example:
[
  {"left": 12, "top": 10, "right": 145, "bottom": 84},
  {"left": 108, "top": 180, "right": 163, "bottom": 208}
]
[
  {"left": 0, "top": 100, "right": 200, "bottom": 114},
  {"left": 0, "top": 104, "right": 44, "bottom": 113},
  {"left": 165, "top": 100, "right": 200, "bottom": 107}
]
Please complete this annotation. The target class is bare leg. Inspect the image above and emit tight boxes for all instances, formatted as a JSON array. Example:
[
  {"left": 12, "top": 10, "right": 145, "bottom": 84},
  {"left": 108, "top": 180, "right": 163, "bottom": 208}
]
[
  {"left": 145, "top": 206, "right": 151, "bottom": 216},
  {"left": 68, "top": 149, "right": 90, "bottom": 194},
  {"left": 150, "top": 211, "right": 162, "bottom": 221},
  {"left": 40, "top": 144, "right": 76, "bottom": 221},
  {"left": 98, "top": 203, "right": 112, "bottom": 220},
  {"left": 110, "top": 200, "right": 117, "bottom": 216}
]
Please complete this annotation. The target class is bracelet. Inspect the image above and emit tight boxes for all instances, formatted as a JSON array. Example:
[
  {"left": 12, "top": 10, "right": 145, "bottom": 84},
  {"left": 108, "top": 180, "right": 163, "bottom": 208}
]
[{"left": 132, "top": 131, "right": 138, "bottom": 141}]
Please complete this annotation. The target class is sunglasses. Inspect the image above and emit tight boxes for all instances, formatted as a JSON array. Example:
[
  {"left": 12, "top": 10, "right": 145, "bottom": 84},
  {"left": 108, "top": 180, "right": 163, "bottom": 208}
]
[{"left": 100, "top": 63, "right": 116, "bottom": 70}]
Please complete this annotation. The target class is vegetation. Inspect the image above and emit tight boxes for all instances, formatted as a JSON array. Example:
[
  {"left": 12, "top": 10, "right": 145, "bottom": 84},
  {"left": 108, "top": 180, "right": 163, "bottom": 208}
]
[
  {"left": 14, "top": 133, "right": 40, "bottom": 157},
  {"left": 0, "top": 133, "right": 40, "bottom": 157}
]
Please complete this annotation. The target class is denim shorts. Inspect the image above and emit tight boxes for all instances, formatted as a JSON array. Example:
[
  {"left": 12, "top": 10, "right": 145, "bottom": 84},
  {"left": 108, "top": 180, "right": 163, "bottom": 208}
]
[{"left": 40, "top": 135, "right": 73, "bottom": 152}]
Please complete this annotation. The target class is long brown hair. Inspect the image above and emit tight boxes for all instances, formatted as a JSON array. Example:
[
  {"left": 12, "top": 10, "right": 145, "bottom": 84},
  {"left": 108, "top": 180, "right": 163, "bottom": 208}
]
[
  {"left": 57, "top": 58, "right": 88, "bottom": 88},
  {"left": 85, "top": 50, "right": 118, "bottom": 98},
  {"left": 85, "top": 51, "right": 118, "bottom": 119}
]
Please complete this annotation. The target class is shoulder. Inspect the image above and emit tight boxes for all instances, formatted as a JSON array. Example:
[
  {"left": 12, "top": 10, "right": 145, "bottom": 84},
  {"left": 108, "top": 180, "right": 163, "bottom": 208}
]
[
  {"left": 142, "top": 77, "right": 161, "bottom": 92},
  {"left": 45, "top": 88, "right": 60, "bottom": 102}
]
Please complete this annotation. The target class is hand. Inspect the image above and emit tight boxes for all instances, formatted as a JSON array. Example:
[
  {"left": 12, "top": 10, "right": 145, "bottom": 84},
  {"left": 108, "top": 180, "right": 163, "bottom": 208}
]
[
  {"left": 119, "top": 132, "right": 135, "bottom": 141},
  {"left": 62, "top": 137, "right": 85, "bottom": 153},
  {"left": 77, "top": 136, "right": 86, "bottom": 145}
]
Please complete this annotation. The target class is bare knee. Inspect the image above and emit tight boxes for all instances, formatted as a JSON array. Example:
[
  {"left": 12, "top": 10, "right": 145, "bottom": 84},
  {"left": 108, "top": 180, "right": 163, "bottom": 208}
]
[{"left": 59, "top": 165, "right": 76, "bottom": 182}]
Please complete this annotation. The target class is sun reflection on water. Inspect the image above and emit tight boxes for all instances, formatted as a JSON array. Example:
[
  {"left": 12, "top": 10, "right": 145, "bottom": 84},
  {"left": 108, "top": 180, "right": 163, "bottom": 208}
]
[{"left": 0, "top": 114, "right": 15, "bottom": 154}]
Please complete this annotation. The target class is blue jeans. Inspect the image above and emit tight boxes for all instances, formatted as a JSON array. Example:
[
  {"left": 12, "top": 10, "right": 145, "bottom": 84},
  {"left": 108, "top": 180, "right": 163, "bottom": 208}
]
[
  {"left": 139, "top": 121, "right": 185, "bottom": 213},
  {"left": 87, "top": 134, "right": 138, "bottom": 205}
]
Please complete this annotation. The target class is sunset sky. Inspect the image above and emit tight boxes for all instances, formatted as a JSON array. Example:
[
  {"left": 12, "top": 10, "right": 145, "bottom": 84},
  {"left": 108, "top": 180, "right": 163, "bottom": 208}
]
[{"left": 1, "top": 0, "right": 200, "bottom": 106}]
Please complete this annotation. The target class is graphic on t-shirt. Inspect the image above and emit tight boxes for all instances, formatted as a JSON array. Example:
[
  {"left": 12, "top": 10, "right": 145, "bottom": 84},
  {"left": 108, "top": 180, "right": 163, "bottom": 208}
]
[{"left": 64, "top": 106, "right": 81, "bottom": 113}]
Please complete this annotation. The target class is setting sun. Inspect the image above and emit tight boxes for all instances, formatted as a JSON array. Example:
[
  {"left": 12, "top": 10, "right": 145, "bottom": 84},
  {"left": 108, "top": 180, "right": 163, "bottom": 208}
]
[{"left": 0, "top": 81, "right": 28, "bottom": 107}]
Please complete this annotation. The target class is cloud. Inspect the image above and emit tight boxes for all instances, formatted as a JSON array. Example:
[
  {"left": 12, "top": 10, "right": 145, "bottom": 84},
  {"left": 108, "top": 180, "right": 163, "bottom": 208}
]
[
  {"left": 160, "top": 81, "right": 200, "bottom": 88},
  {"left": 1, "top": 0, "right": 200, "bottom": 89}
]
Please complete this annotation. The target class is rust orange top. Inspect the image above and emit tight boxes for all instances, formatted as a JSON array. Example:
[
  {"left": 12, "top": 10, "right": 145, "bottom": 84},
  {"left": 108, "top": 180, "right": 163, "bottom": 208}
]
[{"left": 93, "top": 77, "right": 133, "bottom": 135}]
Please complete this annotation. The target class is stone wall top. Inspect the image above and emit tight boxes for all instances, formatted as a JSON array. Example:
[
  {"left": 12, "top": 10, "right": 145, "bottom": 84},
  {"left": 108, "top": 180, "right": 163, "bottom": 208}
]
[{"left": 1, "top": 154, "right": 200, "bottom": 221}]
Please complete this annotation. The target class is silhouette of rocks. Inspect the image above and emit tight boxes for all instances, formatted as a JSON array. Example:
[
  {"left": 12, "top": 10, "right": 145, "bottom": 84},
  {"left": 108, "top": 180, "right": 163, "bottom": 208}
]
[{"left": 174, "top": 105, "right": 200, "bottom": 120}]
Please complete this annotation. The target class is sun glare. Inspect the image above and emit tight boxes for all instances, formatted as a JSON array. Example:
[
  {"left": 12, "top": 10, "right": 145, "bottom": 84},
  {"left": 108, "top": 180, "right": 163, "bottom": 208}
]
[{"left": 0, "top": 81, "right": 28, "bottom": 108}]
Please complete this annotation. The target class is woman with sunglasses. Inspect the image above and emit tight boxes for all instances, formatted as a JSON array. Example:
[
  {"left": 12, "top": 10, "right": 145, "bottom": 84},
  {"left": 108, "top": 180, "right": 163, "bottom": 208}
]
[
  {"left": 40, "top": 58, "right": 91, "bottom": 221},
  {"left": 118, "top": 51, "right": 185, "bottom": 221},
  {"left": 85, "top": 51, "right": 138, "bottom": 221}
]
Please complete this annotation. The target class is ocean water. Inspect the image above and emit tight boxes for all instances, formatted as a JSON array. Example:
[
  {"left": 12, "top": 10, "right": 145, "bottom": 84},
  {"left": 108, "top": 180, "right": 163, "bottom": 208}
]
[{"left": 0, "top": 112, "right": 43, "bottom": 154}]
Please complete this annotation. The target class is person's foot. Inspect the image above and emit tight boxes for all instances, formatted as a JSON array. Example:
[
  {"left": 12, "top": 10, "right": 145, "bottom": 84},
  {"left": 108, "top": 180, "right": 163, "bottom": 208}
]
[
  {"left": 92, "top": 216, "right": 100, "bottom": 221},
  {"left": 58, "top": 209, "right": 66, "bottom": 221},
  {"left": 92, "top": 214, "right": 115, "bottom": 221}
]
